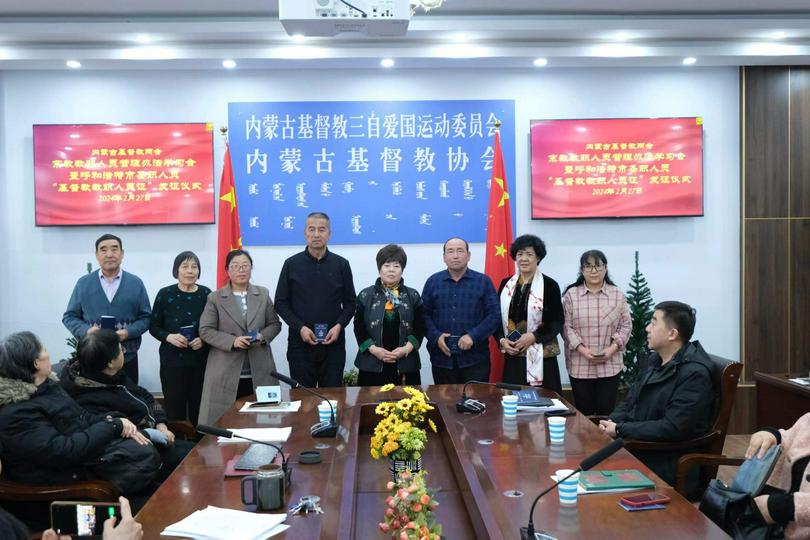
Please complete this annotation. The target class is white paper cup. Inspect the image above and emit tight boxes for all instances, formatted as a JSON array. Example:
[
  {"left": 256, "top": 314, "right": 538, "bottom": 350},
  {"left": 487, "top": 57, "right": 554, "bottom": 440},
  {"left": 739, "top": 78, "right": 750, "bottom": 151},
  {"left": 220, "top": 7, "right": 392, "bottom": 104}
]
[
  {"left": 317, "top": 400, "right": 337, "bottom": 423},
  {"left": 501, "top": 395, "right": 518, "bottom": 418},
  {"left": 556, "top": 469, "right": 579, "bottom": 505},
  {"left": 548, "top": 416, "right": 567, "bottom": 444}
]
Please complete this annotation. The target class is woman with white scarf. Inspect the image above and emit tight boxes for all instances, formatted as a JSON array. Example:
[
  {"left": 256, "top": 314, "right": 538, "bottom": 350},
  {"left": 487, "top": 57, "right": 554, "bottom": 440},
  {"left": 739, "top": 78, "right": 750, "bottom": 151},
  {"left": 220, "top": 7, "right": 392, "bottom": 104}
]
[{"left": 495, "top": 234, "right": 564, "bottom": 394}]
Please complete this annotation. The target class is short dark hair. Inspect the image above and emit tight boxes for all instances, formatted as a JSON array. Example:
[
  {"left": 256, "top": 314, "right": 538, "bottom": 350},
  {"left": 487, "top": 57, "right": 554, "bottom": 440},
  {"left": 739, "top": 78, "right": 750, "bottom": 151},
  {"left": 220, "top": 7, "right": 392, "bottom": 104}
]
[
  {"left": 307, "top": 212, "right": 330, "bottom": 223},
  {"left": 443, "top": 237, "right": 469, "bottom": 253},
  {"left": 655, "top": 301, "right": 697, "bottom": 342},
  {"left": 376, "top": 244, "right": 407, "bottom": 271},
  {"left": 225, "top": 249, "right": 253, "bottom": 270},
  {"left": 77, "top": 330, "right": 121, "bottom": 374},
  {"left": 95, "top": 234, "right": 123, "bottom": 251},
  {"left": 172, "top": 251, "right": 201, "bottom": 279},
  {"left": 509, "top": 234, "right": 547, "bottom": 263},
  {"left": 0, "top": 331, "right": 43, "bottom": 383}
]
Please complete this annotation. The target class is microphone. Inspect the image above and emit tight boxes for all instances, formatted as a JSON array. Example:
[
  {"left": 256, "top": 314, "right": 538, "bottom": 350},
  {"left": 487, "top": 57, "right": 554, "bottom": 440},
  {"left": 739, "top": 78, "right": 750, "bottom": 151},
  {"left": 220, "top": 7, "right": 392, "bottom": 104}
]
[
  {"left": 456, "top": 380, "right": 523, "bottom": 413},
  {"left": 520, "top": 438, "right": 625, "bottom": 540},
  {"left": 270, "top": 370, "right": 337, "bottom": 438},
  {"left": 197, "top": 424, "right": 291, "bottom": 485}
]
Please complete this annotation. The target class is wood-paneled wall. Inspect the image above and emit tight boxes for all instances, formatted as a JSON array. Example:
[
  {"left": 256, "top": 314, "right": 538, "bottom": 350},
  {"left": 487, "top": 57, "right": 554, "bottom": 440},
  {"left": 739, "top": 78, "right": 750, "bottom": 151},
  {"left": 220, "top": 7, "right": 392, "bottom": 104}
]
[{"left": 738, "top": 66, "right": 810, "bottom": 432}]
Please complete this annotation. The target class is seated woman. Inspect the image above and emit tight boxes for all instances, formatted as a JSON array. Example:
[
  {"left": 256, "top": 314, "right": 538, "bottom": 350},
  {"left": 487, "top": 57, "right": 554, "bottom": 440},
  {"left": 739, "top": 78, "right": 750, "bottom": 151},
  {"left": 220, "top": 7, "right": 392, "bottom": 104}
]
[
  {"left": 0, "top": 331, "right": 159, "bottom": 495},
  {"left": 354, "top": 244, "right": 425, "bottom": 386},
  {"left": 61, "top": 329, "right": 194, "bottom": 482},
  {"left": 746, "top": 412, "right": 810, "bottom": 539}
]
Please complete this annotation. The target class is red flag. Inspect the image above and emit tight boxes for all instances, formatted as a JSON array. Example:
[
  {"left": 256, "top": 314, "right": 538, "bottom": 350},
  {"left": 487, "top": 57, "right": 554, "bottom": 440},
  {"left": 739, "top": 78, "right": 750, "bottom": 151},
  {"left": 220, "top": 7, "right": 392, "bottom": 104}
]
[
  {"left": 484, "top": 129, "right": 514, "bottom": 383},
  {"left": 216, "top": 144, "right": 242, "bottom": 288}
]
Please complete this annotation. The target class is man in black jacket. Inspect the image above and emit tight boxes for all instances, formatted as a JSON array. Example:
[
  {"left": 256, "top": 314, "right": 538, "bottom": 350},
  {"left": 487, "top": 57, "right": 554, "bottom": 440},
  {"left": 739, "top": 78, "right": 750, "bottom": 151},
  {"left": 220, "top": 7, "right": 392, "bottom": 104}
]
[{"left": 599, "top": 301, "right": 714, "bottom": 488}]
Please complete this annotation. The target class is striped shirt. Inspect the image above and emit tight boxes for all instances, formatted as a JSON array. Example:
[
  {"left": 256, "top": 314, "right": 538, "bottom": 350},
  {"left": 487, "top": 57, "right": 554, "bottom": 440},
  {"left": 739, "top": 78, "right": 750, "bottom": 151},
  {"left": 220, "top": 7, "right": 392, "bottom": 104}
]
[{"left": 562, "top": 283, "right": 632, "bottom": 379}]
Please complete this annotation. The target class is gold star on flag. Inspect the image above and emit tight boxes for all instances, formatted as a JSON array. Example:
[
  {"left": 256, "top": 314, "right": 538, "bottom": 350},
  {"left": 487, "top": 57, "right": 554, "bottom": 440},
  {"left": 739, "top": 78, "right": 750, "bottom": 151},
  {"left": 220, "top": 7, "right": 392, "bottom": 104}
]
[
  {"left": 220, "top": 187, "right": 236, "bottom": 210},
  {"left": 494, "top": 243, "right": 507, "bottom": 257},
  {"left": 494, "top": 176, "right": 510, "bottom": 207}
]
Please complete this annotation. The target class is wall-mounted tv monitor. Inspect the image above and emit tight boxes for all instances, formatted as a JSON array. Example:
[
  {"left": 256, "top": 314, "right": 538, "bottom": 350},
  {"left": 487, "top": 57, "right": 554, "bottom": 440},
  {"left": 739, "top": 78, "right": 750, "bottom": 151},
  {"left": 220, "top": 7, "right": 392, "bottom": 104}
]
[
  {"left": 530, "top": 117, "right": 703, "bottom": 219},
  {"left": 34, "top": 123, "right": 215, "bottom": 226}
]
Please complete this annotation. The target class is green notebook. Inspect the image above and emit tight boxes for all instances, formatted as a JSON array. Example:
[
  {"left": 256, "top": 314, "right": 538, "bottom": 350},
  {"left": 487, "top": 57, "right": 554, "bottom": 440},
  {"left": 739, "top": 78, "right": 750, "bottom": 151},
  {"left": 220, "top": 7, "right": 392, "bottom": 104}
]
[{"left": 578, "top": 469, "right": 655, "bottom": 491}]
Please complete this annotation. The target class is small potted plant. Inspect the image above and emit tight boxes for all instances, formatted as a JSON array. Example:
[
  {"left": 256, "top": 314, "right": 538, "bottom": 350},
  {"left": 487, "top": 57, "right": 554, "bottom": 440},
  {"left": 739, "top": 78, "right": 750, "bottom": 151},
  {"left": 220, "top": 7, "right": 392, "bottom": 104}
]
[
  {"left": 370, "top": 384, "right": 437, "bottom": 479},
  {"left": 378, "top": 470, "right": 442, "bottom": 540}
]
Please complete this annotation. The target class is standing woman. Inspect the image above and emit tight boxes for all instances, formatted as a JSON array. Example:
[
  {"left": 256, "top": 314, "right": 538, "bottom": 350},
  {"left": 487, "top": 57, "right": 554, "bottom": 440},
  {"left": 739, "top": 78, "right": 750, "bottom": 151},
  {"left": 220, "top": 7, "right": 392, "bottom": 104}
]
[
  {"left": 149, "top": 251, "right": 211, "bottom": 425},
  {"left": 561, "top": 250, "right": 631, "bottom": 416},
  {"left": 197, "top": 249, "right": 281, "bottom": 425},
  {"left": 495, "top": 234, "right": 565, "bottom": 395},
  {"left": 354, "top": 244, "right": 425, "bottom": 387}
]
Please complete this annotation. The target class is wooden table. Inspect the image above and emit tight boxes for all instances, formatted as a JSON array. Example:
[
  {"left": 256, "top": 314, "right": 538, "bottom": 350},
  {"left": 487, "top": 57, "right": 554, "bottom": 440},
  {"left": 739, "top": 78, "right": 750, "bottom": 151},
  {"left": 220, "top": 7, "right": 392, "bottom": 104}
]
[
  {"left": 137, "top": 385, "right": 728, "bottom": 539},
  {"left": 754, "top": 372, "right": 810, "bottom": 429}
]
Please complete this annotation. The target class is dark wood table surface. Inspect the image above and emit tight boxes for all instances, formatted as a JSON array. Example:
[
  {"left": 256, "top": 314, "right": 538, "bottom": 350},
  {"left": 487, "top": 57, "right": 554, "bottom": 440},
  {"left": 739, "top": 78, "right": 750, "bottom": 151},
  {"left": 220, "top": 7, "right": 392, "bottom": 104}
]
[
  {"left": 754, "top": 372, "right": 810, "bottom": 430},
  {"left": 136, "top": 385, "right": 729, "bottom": 539}
]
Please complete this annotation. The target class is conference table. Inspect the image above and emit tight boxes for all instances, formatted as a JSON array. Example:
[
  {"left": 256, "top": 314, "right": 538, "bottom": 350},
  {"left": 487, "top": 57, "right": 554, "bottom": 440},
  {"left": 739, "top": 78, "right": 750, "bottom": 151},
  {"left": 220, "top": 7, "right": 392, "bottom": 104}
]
[{"left": 137, "top": 385, "right": 729, "bottom": 539}]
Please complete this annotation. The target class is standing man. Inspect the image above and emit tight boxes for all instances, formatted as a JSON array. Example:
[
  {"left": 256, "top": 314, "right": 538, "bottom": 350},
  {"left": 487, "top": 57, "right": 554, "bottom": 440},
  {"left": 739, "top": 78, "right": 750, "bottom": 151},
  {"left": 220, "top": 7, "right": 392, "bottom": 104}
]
[
  {"left": 422, "top": 237, "right": 501, "bottom": 384},
  {"left": 599, "top": 301, "right": 714, "bottom": 491},
  {"left": 63, "top": 234, "right": 151, "bottom": 383},
  {"left": 275, "top": 212, "right": 356, "bottom": 388}
]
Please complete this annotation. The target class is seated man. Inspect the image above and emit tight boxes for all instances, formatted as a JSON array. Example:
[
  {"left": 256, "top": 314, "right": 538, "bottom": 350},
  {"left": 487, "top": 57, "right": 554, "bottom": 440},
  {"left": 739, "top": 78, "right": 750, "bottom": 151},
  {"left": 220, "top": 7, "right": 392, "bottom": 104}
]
[
  {"left": 61, "top": 329, "right": 194, "bottom": 482},
  {"left": 599, "top": 301, "right": 714, "bottom": 489}
]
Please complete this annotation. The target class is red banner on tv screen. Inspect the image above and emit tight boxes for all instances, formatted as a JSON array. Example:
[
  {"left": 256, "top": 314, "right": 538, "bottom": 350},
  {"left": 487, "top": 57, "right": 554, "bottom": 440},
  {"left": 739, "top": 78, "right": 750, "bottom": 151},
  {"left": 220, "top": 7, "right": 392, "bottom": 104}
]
[
  {"left": 34, "top": 123, "right": 215, "bottom": 225},
  {"left": 530, "top": 117, "right": 703, "bottom": 219}
]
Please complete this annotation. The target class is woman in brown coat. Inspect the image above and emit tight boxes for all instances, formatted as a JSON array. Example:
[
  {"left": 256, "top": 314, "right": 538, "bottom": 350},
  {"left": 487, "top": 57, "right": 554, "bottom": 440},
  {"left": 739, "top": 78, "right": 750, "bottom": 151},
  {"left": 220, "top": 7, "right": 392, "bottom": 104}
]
[{"left": 197, "top": 250, "right": 281, "bottom": 425}]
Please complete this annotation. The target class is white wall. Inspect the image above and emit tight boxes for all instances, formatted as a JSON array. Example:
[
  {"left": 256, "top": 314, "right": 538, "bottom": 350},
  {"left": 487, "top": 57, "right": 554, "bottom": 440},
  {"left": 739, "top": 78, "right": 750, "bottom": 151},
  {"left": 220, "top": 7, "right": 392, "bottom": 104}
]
[{"left": 0, "top": 67, "right": 740, "bottom": 392}]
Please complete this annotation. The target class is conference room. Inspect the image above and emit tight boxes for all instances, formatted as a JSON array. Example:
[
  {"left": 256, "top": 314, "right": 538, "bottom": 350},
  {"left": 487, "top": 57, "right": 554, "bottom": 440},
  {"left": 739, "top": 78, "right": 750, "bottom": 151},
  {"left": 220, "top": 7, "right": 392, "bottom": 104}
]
[{"left": 0, "top": 1, "right": 809, "bottom": 539}]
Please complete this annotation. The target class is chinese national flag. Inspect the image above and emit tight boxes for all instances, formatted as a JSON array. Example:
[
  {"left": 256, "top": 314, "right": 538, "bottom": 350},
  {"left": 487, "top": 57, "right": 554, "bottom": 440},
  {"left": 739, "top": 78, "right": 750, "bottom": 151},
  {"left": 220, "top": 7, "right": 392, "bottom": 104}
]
[
  {"left": 484, "top": 128, "right": 514, "bottom": 383},
  {"left": 216, "top": 145, "right": 242, "bottom": 288}
]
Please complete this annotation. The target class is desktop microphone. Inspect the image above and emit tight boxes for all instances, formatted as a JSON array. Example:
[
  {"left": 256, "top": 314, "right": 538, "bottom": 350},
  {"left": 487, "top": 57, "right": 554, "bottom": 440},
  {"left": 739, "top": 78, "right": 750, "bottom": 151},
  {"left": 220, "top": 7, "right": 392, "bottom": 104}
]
[
  {"left": 196, "top": 424, "right": 291, "bottom": 485},
  {"left": 520, "top": 438, "right": 625, "bottom": 540},
  {"left": 456, "top": 380, "right": 523, "bottom": 413},
  {"left": 270, "top": 370, "right": 337, "bottom": 438}
]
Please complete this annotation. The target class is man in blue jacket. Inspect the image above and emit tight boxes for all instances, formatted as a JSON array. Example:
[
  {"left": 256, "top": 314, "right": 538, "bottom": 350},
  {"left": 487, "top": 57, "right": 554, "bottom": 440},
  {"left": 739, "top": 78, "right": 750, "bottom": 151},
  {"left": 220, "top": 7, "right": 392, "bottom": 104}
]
[
  {"left": 63, "top": 234, "right": 151, "bottom": 383},
  {"left": 600, "top": 300, "right": 714, "bottom": 490}
]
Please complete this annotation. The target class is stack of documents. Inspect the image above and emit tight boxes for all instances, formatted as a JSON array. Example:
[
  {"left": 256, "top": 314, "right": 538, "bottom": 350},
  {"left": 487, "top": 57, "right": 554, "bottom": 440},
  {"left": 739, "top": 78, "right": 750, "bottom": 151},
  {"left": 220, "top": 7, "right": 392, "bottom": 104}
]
[
  {"left": 239, "top": 400, "right": 302, "bottom": 413},
  {"left": 161, "top": 506, "right": 288, "bottom": 539},
  {"left": 217, "top": 427, "right": 292, "bottom": 444},
  {"left": 516, "top": 398, "right": 569, "bottom": 413},
  {"left": 550, "top": 469, "right": 655, "bottom": 496}
]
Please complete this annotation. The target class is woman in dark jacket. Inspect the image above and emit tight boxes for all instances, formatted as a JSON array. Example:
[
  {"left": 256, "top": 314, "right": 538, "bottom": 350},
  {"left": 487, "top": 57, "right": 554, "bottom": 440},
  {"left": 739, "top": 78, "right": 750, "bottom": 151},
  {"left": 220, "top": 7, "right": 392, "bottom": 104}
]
[
  {"left": 354, "top": 244, "right": 425, "bottom": 386},
  {"left": 494, "top": 234, "right": 564, "bottom": 394},
  {"left": 149, "top": 251, "right": 211, "bottom": 425},
  {"left": 62, "top": 329, "right": 194, "bottom": 481},
  {"left": 0, "top": 331, "right": 157, "bottom": 494}
]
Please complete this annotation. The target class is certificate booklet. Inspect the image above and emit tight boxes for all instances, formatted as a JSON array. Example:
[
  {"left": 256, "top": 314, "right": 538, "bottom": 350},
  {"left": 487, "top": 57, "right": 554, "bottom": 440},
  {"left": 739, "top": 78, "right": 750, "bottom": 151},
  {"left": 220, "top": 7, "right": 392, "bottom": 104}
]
[
  {"left": 179, "top": 325, "right": 197, "bottom": 340},
  {"left": 579, "top": 469, "right": 655, "bottom": 491},
  {"left": 314, "top": 324, "right": 328, "bottom": 342}
]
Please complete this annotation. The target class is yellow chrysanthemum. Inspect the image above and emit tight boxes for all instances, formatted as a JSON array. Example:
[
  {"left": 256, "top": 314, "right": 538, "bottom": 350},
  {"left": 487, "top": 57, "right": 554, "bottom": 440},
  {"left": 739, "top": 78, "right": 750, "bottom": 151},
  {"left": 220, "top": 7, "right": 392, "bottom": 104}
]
[
  {"left": 428, "top": 419, "right": 437, "bottom": 433},
  {"left": 382, "top": 441, "right": 399, "bottom": 456},
  {"left": 380, "top": 383, "right": 395, "bottom": 392},
  {"left": 371, "top": 448, "right": 380, "bottom": 459}
]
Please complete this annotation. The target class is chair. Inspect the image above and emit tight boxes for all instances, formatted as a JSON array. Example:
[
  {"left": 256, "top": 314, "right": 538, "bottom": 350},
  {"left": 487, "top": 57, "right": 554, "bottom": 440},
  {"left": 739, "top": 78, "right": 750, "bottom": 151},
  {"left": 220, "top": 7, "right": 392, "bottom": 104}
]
[{"left": 591, "top": 352, "right": 742, "bottom": 499}]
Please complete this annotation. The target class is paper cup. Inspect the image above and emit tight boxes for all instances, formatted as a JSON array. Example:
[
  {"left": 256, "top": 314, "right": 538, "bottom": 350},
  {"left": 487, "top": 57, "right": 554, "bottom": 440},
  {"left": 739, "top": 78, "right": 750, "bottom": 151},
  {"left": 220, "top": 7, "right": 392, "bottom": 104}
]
[
  {"left": 556, "top": 469, "right": 579, "bottom": 505},
  {"left": 501, "top": 395, "right": 518, "bottom": 418},
  {"left": 318, "top": 400, "right": 336, "bottom": 423},
  {"left": 548, "top": 416, "right": 566, "bottom": 444}
]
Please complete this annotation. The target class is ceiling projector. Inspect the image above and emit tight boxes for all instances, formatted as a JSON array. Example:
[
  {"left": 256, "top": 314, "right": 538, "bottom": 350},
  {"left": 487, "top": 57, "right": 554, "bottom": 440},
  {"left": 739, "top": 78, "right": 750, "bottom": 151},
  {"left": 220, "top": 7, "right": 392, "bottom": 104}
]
[{"left": 279, "top": 0, "right": 411, "bottom": 37}]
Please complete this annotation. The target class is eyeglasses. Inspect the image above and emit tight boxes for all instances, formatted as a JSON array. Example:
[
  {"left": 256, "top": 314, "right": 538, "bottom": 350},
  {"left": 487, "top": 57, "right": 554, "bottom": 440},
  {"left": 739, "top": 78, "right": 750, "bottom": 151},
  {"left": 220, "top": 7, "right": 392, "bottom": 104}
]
[
  {"left": 583, "top": 264, "right": 605, "bottom": 272},
  {"left": 228, "top": 264, "right": 251, "bottom": 271}
]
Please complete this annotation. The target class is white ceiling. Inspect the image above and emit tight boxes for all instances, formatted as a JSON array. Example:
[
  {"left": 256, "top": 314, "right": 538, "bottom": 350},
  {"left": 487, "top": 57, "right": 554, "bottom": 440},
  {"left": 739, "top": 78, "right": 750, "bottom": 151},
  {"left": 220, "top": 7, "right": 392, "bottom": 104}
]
[{"left": 1, "top": 0, "right": 809, "bottom": 69}]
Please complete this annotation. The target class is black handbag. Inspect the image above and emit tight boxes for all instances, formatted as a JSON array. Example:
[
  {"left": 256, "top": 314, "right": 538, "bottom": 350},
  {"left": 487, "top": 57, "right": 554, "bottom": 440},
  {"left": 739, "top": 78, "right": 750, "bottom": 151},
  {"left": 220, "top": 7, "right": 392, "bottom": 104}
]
[{"left": 699, "top": 479, "right": 776, "bottom": 540}]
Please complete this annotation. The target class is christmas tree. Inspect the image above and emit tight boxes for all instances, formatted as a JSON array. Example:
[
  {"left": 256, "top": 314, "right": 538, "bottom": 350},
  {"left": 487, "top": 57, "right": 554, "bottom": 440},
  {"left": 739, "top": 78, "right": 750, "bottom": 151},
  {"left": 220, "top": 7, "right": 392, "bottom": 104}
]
[{"left": 622, "top": 251, "right": 655, "bottom": 387}]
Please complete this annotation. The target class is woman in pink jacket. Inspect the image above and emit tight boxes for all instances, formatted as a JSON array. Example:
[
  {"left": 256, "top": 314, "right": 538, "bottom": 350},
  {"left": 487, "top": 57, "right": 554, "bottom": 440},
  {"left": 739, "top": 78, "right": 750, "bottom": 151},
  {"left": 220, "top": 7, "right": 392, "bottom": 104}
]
[{"left": 747, "top": 412, "right": 810, "bottom": 539}]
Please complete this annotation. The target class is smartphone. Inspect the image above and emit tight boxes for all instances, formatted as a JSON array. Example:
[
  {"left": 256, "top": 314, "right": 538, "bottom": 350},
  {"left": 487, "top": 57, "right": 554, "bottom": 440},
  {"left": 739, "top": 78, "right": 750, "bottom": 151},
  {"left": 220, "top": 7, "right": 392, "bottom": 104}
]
[
  {"left": 592, "top": 351, "right": 606, "bottom": 357},
  {"left": 51, "top": 501, "right": 121, "bottom": 537},
  {"left": 619, "top": 493, "right": 670, "bottom": 507}
]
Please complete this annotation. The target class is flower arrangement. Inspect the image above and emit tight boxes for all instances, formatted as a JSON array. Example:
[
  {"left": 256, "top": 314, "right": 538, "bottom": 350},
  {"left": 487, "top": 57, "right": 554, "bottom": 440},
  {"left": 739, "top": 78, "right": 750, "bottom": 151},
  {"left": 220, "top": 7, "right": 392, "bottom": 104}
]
[
  {"left": 370, "top": 385, "right": 437, "bottom": 462},
  {"left": 379, "top": 470, "right": 442, "bottom": 540}
]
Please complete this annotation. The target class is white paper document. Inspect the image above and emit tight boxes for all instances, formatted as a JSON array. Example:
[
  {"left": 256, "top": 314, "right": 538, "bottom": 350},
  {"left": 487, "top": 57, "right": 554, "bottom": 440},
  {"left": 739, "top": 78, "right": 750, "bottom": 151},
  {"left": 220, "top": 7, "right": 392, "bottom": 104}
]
[
  {"left": 161, "top": 505, "right": 288, "bottom": 540},
  {"left": 217, "top": 427, "right": 292, "bottom": 444},
  {"left": 516, "top": 398, "right": 569, "bottom": 413},
  {"left": 239, "top": 400, "right": 302, "bottom": 413}
]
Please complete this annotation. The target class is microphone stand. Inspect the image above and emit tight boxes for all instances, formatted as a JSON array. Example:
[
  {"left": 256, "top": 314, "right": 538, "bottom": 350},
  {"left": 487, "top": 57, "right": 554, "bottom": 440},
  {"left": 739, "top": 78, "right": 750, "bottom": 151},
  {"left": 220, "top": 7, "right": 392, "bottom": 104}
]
[
  {"left": 456, "top": 380, "right": 523, "bottom": 413},
  {"left": 271, "top": 370, "right": 337, "bottom": 437},
  {"left": 197, "top": 424, "right": 292, "bottom": 487},
  {"left": 520, "top": 438, "right": 625, "bottom": 539}
]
